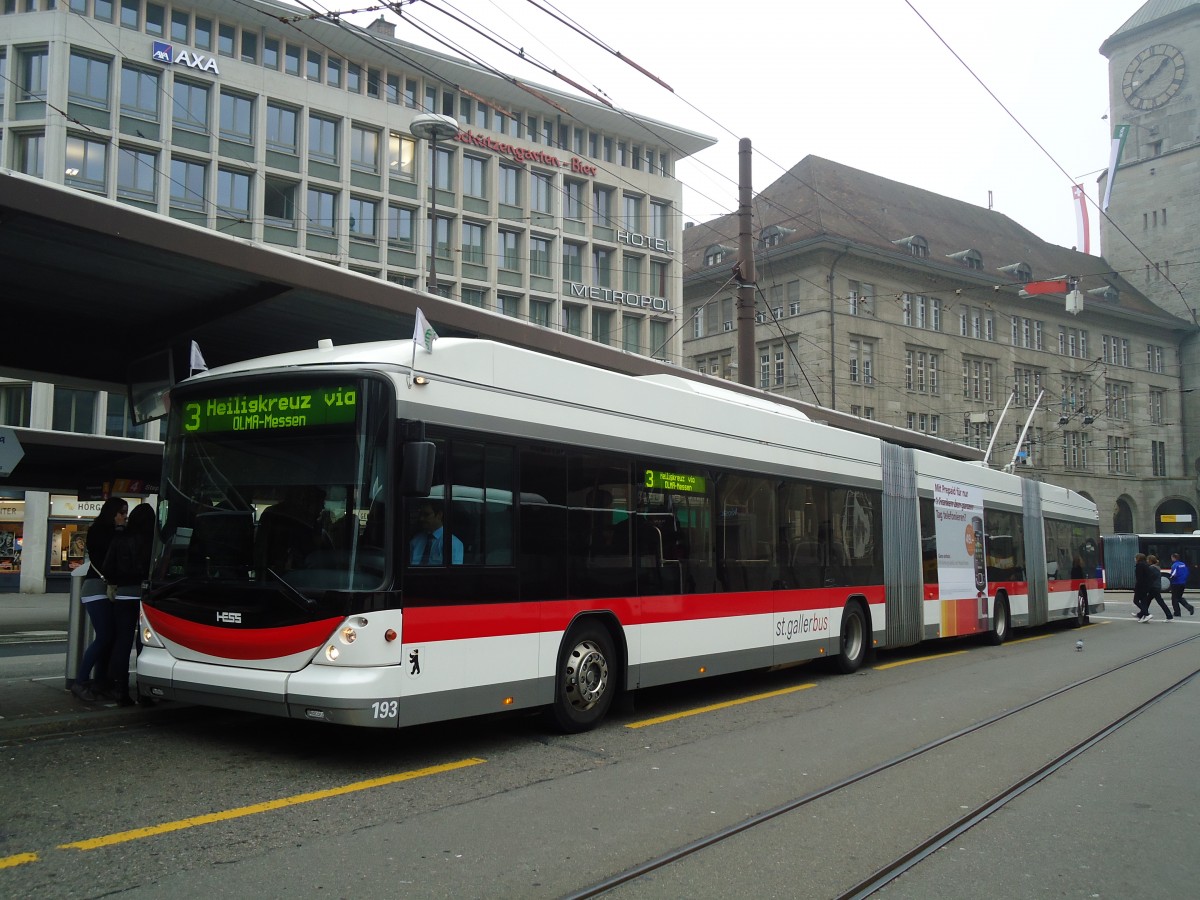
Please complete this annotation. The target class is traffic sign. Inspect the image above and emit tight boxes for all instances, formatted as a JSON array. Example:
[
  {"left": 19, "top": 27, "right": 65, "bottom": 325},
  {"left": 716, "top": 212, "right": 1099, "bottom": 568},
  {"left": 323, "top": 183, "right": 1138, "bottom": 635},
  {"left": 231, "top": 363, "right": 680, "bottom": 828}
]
[{"left": 0, "top": 427, "right": 25, "bottom": 477}]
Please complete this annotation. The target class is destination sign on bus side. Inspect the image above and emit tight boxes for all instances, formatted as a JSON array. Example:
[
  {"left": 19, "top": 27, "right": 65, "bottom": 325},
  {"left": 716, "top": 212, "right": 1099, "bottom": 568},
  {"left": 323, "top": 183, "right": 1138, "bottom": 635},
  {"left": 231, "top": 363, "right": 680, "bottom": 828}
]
[
  {"left": 644, "top": 469, "right": 706, "bottom": 493},
  {"left": 181, "top": 386, "right": 358, "bottom": 433}
]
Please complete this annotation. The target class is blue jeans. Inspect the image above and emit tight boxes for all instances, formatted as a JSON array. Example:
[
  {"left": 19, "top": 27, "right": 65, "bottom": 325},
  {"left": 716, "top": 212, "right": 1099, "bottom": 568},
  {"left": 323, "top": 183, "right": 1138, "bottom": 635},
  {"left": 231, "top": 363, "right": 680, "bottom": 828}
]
[
  {"left": 80, "top": 598, "right": 116, "bottom": 686},
  {"left": 107, "top": 599, "right": 140, "bottom": 696}
]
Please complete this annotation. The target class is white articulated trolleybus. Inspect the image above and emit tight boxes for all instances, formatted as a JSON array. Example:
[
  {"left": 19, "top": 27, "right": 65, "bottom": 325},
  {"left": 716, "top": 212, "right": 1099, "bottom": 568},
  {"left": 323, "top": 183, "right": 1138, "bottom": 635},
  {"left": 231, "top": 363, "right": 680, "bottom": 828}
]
[{"left": 136, "top": 336, "right": 1103, "bottom": 731}]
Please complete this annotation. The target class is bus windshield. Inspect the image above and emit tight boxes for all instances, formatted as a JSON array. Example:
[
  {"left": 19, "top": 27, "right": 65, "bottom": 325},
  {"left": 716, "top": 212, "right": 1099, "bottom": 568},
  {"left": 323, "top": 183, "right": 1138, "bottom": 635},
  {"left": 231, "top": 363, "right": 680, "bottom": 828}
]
[{"left": 154, "top": 377, "right": 391, "bottom": 593}]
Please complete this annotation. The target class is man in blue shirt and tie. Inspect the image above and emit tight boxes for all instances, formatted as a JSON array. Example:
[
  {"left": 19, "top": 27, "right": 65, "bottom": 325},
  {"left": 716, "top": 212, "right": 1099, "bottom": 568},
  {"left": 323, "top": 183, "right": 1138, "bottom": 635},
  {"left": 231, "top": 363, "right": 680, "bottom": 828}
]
[{"left": 410, "top": 503, "right": 463, "bottom": 566}]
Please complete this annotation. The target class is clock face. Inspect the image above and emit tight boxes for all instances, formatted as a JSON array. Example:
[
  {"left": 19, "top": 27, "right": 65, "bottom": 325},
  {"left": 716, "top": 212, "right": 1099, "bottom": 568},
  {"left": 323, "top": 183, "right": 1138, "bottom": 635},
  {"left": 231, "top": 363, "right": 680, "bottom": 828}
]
[{"left": 1122, "top": 44, "right": 1186, "bottom": 110}]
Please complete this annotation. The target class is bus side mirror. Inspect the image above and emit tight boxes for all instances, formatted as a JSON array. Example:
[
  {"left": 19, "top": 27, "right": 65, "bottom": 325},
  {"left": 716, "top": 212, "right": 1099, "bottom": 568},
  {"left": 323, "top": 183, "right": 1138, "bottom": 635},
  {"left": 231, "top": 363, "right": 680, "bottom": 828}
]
[{"left": 400, "top": 441, "right": 436, "bottom": 497}]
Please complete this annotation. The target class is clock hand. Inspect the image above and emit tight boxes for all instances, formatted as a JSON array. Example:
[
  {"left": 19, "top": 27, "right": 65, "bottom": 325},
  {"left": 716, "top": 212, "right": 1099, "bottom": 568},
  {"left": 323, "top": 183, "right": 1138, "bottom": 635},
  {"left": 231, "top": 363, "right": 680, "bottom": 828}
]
[{"left": 1137, "top": 58, "right": 1168, "bottom": 91}]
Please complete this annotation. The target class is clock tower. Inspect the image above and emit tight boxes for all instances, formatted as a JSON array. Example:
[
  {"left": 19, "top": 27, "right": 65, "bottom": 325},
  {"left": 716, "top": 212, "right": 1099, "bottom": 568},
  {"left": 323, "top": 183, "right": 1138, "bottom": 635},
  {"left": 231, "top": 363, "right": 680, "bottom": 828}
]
[
  {"left": 1099, "top": 2, "right": 1199, "bottom": 322},
  {"left": 1100, "top": 2, "right": 1200, "bottom": 520}
]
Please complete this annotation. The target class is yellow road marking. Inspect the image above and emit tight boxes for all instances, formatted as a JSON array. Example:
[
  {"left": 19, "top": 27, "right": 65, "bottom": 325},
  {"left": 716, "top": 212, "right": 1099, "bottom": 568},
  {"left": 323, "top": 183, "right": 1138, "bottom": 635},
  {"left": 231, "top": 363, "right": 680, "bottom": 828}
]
[
  {"left": 0, "top": 852, "right": 38, "bottom": 869},
  {"left": 58, "top": 757, "right": 485, "bottom": 852},
  {"left": 874, "top": 649, "right": 967, "bottom": 670},
  {"left": 625, "top": 682, "right": 816, "bottom": 729}
]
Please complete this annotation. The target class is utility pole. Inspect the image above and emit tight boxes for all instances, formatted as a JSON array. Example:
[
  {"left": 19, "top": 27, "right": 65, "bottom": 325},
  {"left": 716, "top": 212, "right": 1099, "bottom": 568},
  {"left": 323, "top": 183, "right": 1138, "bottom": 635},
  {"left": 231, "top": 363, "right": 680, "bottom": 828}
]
[{"left": 736, "top": 138, "right": 756, "bottom": 388}]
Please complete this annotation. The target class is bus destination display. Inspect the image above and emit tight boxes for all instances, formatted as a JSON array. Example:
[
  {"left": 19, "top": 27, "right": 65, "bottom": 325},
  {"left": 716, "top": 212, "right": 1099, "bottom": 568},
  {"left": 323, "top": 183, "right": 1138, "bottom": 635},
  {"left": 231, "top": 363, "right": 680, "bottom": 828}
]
[
  {"left": 644, "top": 469, "right": 706, "bottom": 493},
  {"left": 181, "top": 385, "right": 358, "bottom": 433}
]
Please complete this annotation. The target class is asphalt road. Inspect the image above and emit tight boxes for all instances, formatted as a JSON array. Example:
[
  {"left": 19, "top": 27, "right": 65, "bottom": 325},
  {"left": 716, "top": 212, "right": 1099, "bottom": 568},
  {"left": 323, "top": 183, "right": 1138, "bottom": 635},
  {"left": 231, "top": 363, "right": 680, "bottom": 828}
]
[{"left": 2, "top": 608, "right": 1197, "bottom": 899}]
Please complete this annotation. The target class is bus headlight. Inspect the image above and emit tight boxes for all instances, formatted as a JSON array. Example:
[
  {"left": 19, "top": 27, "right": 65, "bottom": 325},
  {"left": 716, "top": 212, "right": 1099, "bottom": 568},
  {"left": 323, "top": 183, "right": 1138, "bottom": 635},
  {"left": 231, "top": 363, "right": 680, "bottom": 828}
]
[
  {"left": 340, "top": 626, "right": 357, "bottom": 644},
  {"left": 325, "top": 645, "right": 340, "bottom": 661}
]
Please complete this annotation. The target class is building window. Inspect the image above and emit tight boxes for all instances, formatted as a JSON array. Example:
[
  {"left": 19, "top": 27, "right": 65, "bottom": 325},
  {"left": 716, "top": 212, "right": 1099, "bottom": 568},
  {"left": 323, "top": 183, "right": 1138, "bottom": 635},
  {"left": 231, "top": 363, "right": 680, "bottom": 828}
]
[
  {"left": 0, "top": 383, "right": 32, "bottom": 427},
  {"left": 463, "top": 155, "right": 486, "bottom": 198},
  {"left": 346, "top": 62, "right": 362, "bottom": 94},
  {"left": 388, "top": 133, "right": 415, "bottom": 180},
  {"left": 64, "top": 135, "right": 108, "bottom": 192},
  {"left": 1150, "top": 389, "right": 1165, "bottom": 425},
  {"left": 461, "top": 221, "right": 485, "bottom": 264},
  {"left": 593, "top": 186, "right": 613, "bottom": 227},
  {"left": 305, "top": 49, "right": 321, "bottom": 81},
  {"left": 1147, "top": 344, "right": 1164, "bottom": 373},
  {"left": 562, "top": 242, "right": 582, "bottom": 282},
  {"left": 1060, "top": 374, "right": 1090, "bottom": 416},
  {"left": 531, "top": 171, "right": 553, "bottom": 214},
  {"left": 67, "top": 51, "right": 111, "bottom": 109},
  {"left": 219, "top": 91, "right": 254, "bottom": 144},
  {"left": 499, "top": 230, "right": 520, "bottom": 271},
  {"left": 120, "top": 65, "right": 159, "bottom": 120},
  {"left": 564, "top": 179, "right": 584, "bottom": 220},
  {"left": 106, "top": 392, "right": 145, "bottom": 439},
  {"left": 264, "top": 37, "right": 280, "bottom": 71},
  {"left": 651, "top": 201, "right": 670, "bottom": 240},
  {"left": 120, "top": 0, "right": 141, "bottom": 30},
  {"left": 905, "top": 349, "right": 939, "bottom": 394},
  {"left": 387, "top": 204, "right": 414, "bottom": 249},
  {"left": 649, "top": 320, "right": 668, "bottom": 359},
  {"left": 1102, "top": 334, "right": 1131, "bottom": 367},
  {"left": 117, "top": 146, "right": 157, "bottom": 202},
  {"left": 461, "top": 287, "right": 486, "bottom": 308},
  {"left": 348, "top": 196, "right": 377, "bottom": 242},
  {"left": 1108, "top": 436, "right": 1132, "bottom": 474},
  {"left": 1062, "top": 431, "right": 1089, "bottom": 470},
  {"left": 562, "top": 304, "right": 584, "bottom": 336},
  {"left": 350, "top": 125, "right": 380, "bottom": 173},
  {"left": 530, "top": 236, "right": 551, "bottom": 277},
  {"left": 266, "top": 103, "right": 299, "bottom": 154},
  {"left": 592, "top": 309, "right": 613, "bottom": 345},
  {"left": 195, "top": 16, "right": 213, "bottom": 50},
  {"left": 500, "top": 165, "right": 521, "bottom": 205},
  {"left": 308, "top": 113, "right": 339, "bottom": 162},
  {"left": 623, "top": 255, "right": 642, "bottom": 294},
  {"left": 622, "top": 315, "right": 641, "bottom": 353},
  {"left": 1152, "top": 440, "right": 1167, "bottom": 477},
  {"left": 849, "top": 339, "right": 874, "bottom": 385},
  {"left": 284, "top": 43, "right": 301, "bottom": 76},
  {"left": 306, "top": 188, "right": 337, "bottom": 234},
  {"left": 169, "top": 157, "right": 207, "bottom": 210},
  {"left": 171, "top": 9, "right": 189, "bottom": 42},
  {"left": 593, "top": 248, "right": 613, "bottom": 287},
  {"left": 622, "top": 194, "right": 642, "bottom": 231},
  {"left": 962, "top": 358, "right": 994, "bottom": 402},
  {"left": 430, "top": 146, "right": 453, "bottom": 191},
  {"left": 848, "top": 280, "right": 874, "bottom": 316},
  {"left": 531, "top": 299, "right": 554, "bottom": 328},
  {"left": 1013, "top": 367, "right": 1043, "bottom": 407},
  {"left": 53, "top": 388, "right": 97, "bottom": 434},
  {"left": 217, "top": 22, "right": 236, "bottom": 57},
  {"left": 263, "top": 176, "right": 298, "bottom": 226},
  {"left": 216, "top": 167, "right": 252, "bottom": 219},
  {"left": 1105, "top": 381, "right": 1130, "bottom": 421},
  {"left": 173, "top": 79, "right": 210, "bottom": 132}
]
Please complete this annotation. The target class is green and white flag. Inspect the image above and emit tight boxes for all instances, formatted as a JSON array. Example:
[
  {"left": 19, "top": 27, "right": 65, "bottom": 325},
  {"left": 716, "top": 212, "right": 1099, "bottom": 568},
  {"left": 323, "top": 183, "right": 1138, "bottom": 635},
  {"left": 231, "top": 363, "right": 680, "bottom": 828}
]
[
  {"left": 1101, "top": 124, "right": 1130, "bottom": 212},
  {"left": 413, "top": 307, "right": 438, "bottom": 353}
]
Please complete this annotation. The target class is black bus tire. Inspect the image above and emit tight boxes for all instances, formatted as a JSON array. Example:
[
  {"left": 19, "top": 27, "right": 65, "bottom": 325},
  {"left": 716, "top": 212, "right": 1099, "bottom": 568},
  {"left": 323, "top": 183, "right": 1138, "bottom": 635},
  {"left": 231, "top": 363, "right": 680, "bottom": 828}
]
[
  {"left": 834, "top": 602, "right": 867, "bottom": 674},
  {"left": 1075, "top": 589, "right": 1089, "bottom": 627},
  {"left": 987, "top": 595, "right": 1010, "bottom": 645},
  {"left": 547, "top": 620, "right": 616, "bottom": 733}
]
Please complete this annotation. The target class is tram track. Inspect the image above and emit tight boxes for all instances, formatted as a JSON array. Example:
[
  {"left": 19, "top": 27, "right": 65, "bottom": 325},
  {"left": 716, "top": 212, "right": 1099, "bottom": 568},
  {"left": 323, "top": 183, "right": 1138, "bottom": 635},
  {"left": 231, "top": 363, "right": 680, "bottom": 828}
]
[{"left": 565, "top": 632, "right": 1200, "bottom": 900}]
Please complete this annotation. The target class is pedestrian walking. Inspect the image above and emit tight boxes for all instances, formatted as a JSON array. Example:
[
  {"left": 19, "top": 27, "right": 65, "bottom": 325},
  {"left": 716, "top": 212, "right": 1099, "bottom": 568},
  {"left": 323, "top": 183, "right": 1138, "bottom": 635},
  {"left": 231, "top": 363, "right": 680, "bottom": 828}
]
[
  {"left": 1133, "top": 552, "right": 1152, "bottom": 621},
  {"left": 1143, "top": 554, "right": 1174, "bottom": 621},
  {"left": 1167, "top": 552, "right": 1195, "bottom": 618}
]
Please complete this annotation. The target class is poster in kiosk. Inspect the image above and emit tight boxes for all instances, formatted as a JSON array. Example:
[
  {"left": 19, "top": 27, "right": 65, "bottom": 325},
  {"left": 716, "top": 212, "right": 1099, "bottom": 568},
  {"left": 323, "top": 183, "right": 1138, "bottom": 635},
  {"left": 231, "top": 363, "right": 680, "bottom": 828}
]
[{"left": 933, "top": 480, "right": 988, "bottom": 636}]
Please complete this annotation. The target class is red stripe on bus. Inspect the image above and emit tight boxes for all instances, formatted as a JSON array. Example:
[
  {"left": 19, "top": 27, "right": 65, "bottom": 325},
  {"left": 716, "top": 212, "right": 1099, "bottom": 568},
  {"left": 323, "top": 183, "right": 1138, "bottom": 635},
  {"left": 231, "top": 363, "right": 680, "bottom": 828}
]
[
  {"left": 144, "top": 607, "right": 342, "bottom": 661},
  {"left": 401, "top": 586, "right": 886, "bottom": 643}
]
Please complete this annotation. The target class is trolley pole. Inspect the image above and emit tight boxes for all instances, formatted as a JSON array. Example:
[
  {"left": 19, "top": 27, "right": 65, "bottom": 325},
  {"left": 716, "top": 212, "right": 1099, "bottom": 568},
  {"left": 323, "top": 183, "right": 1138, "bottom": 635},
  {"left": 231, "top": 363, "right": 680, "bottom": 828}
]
[{"left": 736, "top": 138, "right": 756, "bottom": 388}]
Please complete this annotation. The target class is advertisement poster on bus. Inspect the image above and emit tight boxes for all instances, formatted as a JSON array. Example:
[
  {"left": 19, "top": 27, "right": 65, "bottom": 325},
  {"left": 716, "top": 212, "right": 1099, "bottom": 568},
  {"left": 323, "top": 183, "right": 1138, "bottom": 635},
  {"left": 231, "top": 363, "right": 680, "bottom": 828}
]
[{"left": 933, "top": 480, "right": 987, "bottom": 635}]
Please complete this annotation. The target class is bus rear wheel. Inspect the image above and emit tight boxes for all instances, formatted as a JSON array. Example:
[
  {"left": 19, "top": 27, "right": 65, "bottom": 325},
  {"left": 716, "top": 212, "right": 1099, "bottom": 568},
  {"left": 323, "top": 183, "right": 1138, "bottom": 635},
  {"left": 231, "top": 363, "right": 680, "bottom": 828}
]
[
  {"left": 1074, "top": 589, "right": 1089, "bottom": 627},
  {"left": 548, "top": 621, "right": 616, "bottom": 733},
  {"left": 987, "top": 595, "right": 1010, "bottom": 645},
  {"left": 834, "top": 602, "right": 867, "bottom": 674}
]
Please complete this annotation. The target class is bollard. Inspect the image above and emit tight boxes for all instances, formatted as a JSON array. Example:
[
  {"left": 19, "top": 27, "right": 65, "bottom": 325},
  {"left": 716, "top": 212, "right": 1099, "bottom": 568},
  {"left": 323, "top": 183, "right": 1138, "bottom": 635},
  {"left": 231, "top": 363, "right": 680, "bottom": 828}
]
[{"left": 65, "top": 560, "right": 93, "bottom": 687}]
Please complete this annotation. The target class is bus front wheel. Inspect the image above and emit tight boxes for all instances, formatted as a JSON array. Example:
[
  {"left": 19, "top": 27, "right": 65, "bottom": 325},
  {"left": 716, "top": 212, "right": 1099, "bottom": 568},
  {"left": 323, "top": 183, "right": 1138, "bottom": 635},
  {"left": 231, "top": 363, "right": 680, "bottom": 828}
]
[
  {"left": 548, "top": 621, "right": 616, "bottom": 733},
  {"left": 1075, "top": 589, "right": 1089, "bottom": 627}
]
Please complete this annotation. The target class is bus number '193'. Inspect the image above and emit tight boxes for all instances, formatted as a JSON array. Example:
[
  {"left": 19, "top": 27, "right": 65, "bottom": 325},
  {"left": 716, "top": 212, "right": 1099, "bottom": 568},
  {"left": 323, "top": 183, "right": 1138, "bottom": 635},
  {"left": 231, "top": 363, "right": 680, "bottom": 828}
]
[{"left": 371, "top": 700, "right": 398, "bottom": 719}]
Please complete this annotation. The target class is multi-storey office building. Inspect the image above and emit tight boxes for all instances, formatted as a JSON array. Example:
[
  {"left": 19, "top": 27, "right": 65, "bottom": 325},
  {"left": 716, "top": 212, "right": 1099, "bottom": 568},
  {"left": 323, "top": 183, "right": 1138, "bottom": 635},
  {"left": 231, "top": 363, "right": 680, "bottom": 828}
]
[
  {"left": 682, "top": 154, "right": 1197, "bottom": 535},
  {"left": 0, "top": 0, "right": 714, "bottom": 591}
]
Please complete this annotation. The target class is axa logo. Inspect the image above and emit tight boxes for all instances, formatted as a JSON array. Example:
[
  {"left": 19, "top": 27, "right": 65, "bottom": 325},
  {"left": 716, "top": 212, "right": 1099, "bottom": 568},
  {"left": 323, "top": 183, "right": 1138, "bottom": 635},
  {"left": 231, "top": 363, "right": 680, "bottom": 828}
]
[
  {"left": 216, "top": 611, "right": 242, "bottom": 624},
  {"left": 151, "top": 41, "right": 220, "bottom": 75}
]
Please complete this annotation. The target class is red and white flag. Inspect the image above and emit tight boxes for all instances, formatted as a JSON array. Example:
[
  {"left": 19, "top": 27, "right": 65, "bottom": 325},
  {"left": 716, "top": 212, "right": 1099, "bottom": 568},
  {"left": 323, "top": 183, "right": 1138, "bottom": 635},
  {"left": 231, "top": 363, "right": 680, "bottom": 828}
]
[{"left": 1072, "top": 185, "right": 1091, "bottom": 255}]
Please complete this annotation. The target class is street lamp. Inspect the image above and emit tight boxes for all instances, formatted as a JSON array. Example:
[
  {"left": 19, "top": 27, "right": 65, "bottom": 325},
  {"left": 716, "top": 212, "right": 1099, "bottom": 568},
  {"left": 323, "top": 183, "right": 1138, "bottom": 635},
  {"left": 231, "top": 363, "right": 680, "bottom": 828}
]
[{"left": 410, "top": 113, "right": 459, "bottom": 295}]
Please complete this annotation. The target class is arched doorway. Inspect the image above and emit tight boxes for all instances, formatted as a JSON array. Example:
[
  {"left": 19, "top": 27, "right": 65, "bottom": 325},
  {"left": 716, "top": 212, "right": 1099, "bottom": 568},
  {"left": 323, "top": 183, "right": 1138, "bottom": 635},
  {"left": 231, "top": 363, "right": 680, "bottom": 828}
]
[
  {"left": 1113, "top": 497, "right": 1134, "bottom": 533},
  {"left": 1153, "top": 498, "right": 1198, "bottom": 534}
]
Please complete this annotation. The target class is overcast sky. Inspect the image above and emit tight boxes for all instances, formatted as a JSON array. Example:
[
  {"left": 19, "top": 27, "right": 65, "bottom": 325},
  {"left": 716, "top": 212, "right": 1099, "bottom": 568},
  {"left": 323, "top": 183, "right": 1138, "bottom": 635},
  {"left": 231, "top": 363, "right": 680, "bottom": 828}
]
[{"left": 324, "top": 0, "right": 1141, "bottom": 253}]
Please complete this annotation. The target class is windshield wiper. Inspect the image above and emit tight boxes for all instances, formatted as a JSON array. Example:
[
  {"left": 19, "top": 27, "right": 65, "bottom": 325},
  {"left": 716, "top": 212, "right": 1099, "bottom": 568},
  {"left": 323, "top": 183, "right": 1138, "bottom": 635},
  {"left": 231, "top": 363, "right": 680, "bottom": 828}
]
[{"left": 266, "top": 567, "right": 319, "bottom": 612}]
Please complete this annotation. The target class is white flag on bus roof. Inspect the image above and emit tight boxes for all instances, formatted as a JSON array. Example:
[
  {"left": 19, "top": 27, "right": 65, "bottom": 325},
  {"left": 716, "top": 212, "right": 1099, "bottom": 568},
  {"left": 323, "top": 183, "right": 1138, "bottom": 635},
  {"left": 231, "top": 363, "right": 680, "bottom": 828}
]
[
  {"left": 413, "top": 308, "right": 438, "bottom": 353},
  {"left": 189, "top": 340, "right": 208, "bottom": 374}
]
